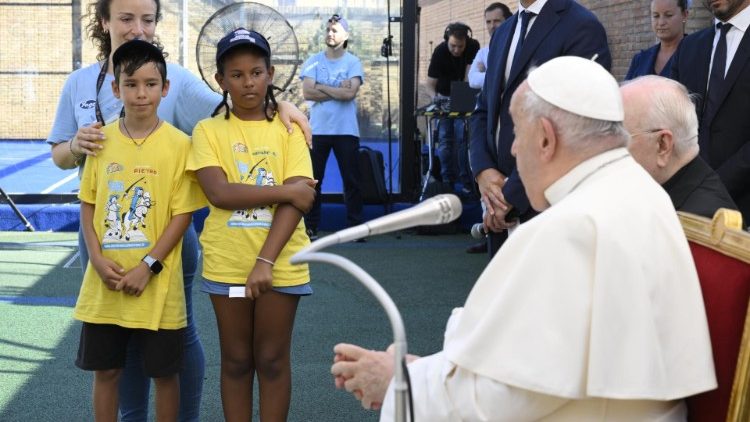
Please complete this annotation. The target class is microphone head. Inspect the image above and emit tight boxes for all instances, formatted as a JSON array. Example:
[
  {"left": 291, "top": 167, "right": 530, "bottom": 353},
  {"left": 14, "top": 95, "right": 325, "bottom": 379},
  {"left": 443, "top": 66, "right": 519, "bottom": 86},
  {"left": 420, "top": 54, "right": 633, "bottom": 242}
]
[{"left": 424, "top": 194, "right": 462, "bottom": 225}]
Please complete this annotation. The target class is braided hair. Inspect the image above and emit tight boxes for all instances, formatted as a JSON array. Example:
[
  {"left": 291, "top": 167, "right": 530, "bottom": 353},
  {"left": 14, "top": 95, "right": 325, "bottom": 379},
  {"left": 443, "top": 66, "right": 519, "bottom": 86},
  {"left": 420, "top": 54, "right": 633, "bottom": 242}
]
[{"left": 212, "top": 43, "right": 281, "bottom": 121}]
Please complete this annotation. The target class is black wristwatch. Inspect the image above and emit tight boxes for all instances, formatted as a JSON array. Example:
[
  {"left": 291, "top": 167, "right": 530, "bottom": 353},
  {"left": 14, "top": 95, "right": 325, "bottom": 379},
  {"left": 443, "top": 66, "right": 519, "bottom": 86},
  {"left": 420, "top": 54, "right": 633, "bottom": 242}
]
[{"left": 142, "top": 255, "right": 163, "bottom": 275}]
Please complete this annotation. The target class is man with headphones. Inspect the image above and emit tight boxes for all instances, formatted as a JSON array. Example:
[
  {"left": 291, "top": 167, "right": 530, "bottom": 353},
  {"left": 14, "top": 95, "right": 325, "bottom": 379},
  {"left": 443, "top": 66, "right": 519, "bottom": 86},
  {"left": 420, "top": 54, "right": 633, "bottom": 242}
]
[{"left": 426, "top": 22, "right": 480, "bottom": 198}]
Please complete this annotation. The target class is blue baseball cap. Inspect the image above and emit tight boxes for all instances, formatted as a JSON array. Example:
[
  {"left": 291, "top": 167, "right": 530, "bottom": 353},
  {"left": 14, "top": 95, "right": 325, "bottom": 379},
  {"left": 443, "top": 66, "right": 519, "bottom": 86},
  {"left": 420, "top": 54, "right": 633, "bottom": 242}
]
[{"left": 216, "top": 28, "right": 271, "bottom": 63}]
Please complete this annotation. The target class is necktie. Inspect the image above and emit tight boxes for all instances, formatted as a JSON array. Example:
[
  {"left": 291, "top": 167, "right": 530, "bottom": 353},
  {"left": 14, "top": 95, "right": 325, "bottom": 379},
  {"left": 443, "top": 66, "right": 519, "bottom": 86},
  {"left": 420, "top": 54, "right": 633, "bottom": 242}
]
[
  {"left": 511, "top": 11, "right": 535, "bottom": 71},
  {"left": 701, "top": 23, "right": 732, "bottom": 123}
]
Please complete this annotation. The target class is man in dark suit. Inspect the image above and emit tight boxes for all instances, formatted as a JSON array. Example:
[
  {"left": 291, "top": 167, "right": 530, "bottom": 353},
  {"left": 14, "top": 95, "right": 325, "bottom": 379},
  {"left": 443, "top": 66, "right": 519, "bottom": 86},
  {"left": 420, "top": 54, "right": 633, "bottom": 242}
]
[
  {"left": 469, "top": 0, "right": 611, "bottom": 256},
  {"left": 671, "top": 0, "right": 750, "bottom": 223},
  {"left": 622, "top": 75, "right": 737, "bottom": 219}
]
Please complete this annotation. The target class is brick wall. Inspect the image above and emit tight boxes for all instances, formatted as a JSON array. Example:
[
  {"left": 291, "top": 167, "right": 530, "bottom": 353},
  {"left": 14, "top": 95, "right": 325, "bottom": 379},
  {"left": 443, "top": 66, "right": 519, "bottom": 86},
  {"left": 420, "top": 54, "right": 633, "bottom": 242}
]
[{"left": 417, "top": 0, "right": 714, "bottom": 103}]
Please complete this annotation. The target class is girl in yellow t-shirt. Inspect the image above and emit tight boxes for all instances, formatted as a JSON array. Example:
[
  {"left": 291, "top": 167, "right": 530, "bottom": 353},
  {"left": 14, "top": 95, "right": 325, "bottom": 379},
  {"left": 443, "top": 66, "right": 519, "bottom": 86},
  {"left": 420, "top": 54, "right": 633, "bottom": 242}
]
[{"left": 187, "top": 29, "right": 316, "bottom": 420}]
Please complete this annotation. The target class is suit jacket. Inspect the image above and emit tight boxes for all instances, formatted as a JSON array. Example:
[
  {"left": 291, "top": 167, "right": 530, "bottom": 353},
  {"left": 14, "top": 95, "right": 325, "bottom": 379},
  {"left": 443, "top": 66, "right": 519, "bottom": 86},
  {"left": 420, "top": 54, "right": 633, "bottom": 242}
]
[
  {"left": 671, "top": 25, "right": 750, "bottom": 222},
  {"left": 625, "top": 43, "right": 675, "bottom": 80},
  {"left": 469, "top": 0, "right": 611, "bottom": 217},
  {"left": 662, "top": 155, "right": 738, "bottom": 219}
]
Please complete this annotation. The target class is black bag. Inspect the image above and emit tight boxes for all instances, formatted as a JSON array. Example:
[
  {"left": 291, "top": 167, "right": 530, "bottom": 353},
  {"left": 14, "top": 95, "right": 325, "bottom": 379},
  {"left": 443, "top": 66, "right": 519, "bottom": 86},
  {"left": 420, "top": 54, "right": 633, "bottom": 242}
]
[
  {"left": 358, "top": 146, "right": 388, "bottom": 204},
  {"left": 416, "top": 181, "right": 459, "bottom": 235}
]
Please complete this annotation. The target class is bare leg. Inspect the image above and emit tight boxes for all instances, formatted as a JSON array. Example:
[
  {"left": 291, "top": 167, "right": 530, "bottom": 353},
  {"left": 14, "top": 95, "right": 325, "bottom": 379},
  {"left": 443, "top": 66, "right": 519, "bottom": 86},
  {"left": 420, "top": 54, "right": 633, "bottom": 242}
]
[
  {"left": 210, "top": 294, "right": 255, "bottom": 422},
  {"left": 254, "top": 291, "right": 300, "bottom": 422},
  {"left": 93, "top": 368, "right": 122, "bottom": 422},
  {"left": 153, "top": 373, "right": 180, "bottom": 422}
]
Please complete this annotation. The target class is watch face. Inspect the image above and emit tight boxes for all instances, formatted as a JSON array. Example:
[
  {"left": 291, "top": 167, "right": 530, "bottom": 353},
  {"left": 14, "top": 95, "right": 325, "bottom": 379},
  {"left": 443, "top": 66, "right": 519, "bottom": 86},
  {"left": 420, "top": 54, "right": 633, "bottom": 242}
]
[{"left": 151, "top": 260, "right": 163, "bottom": 275}]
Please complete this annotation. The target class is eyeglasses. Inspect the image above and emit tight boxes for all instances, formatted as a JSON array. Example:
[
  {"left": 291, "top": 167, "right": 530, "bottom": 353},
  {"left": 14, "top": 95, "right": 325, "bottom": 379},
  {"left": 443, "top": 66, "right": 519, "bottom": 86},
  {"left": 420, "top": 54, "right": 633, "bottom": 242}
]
[
  {"left": 329, "top": 14, "right": 342, "bottom": 23},
  {"left": 629, "top": 128, "right": 664, "bottom": 138}
]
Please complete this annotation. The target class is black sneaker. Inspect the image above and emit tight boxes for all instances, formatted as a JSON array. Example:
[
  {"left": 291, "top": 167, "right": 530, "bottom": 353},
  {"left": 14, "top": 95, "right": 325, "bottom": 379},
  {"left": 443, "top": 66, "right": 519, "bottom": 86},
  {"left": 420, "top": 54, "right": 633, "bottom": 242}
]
[{"left": 306, "top": 228, "right": 319, "bottom": 241}]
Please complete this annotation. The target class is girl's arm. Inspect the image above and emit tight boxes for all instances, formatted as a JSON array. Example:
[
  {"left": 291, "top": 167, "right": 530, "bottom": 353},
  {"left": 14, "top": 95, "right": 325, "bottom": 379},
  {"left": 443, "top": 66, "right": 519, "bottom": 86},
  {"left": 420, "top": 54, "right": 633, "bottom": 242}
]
[
  {"left": 116, "top": 212, "right": 192, "bottom": 297},
  {"left": 81, "top": 201, "right": 124, "bottom": 289},
  {"left": 195, "top": 166, "right": 316, "bottom": 212},
  {"left": 245, "top": 175, "right": 310, "bottom": 299}
]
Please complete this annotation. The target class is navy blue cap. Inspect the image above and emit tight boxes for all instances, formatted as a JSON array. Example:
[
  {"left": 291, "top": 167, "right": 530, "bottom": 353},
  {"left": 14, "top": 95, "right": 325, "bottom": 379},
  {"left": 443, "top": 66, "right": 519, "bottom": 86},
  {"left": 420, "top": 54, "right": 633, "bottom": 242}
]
[{"left": 216, "top": 28, "right": 271, "bottom": 63}]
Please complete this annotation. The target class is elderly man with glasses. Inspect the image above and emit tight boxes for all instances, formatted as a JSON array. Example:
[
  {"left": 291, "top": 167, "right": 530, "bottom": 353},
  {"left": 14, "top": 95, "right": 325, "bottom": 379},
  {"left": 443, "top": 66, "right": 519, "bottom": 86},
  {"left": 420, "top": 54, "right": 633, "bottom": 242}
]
[{"left": 621, "top": 75, "right": 737, "bottom": 219}]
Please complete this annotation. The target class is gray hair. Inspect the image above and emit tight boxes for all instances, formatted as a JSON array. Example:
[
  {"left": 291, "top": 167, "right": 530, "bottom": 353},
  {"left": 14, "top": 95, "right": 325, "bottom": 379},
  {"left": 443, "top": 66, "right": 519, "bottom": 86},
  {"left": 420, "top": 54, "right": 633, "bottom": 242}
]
[
  {"left": 623, "top": 75, "right": 699, "bottom": 158},
  {"left": 520, "top": 87, "right": 629, "bottom": 154}
]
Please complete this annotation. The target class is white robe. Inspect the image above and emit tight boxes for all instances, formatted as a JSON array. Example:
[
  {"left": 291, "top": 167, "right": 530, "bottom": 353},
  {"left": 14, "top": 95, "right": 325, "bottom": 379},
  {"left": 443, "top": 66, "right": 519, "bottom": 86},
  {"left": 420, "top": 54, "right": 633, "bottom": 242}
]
[{"left": 381, "top": 148, "right": 716, "bottom": 421}]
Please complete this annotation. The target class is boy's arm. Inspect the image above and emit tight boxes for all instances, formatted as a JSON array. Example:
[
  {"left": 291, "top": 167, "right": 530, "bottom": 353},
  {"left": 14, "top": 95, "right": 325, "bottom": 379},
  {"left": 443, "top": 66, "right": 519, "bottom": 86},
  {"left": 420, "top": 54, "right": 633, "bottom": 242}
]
[
  {"left": 117, "top": 212, "right": 192, "bottom": 297},
  {"left": 196, "top": 166, "right": 316, "bottom": 212},
  {"left": 81, "top": 201, "right": 125, "bottom": 289},
  {"left": 245, "top": 176, "right": 310, "bottom": 299}
]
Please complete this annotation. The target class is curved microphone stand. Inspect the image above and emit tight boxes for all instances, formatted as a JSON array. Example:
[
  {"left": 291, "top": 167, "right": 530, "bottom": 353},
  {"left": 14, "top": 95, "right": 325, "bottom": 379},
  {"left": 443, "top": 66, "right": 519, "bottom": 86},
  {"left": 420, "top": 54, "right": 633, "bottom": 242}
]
[
  {"left": 291, "top": 250, "right": 408, "bottom": 421},
  {"left": 291, "top": 194, "right": 462, "bottom": 421}
]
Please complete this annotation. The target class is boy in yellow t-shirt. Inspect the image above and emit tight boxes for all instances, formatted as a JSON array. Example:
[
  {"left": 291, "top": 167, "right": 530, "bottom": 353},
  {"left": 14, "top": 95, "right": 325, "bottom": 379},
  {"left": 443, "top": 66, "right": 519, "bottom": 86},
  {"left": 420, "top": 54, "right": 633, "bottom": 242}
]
[{"left": 74, "top": 40, "right": 203, "bottom": 420}]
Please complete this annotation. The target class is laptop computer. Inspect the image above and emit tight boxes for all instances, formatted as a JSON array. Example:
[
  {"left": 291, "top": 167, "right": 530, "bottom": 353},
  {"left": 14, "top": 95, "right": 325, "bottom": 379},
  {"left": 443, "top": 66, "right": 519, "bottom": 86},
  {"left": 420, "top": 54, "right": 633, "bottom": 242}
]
[{"left": 450, "top": 81, "right": 480, "bottom": 113}]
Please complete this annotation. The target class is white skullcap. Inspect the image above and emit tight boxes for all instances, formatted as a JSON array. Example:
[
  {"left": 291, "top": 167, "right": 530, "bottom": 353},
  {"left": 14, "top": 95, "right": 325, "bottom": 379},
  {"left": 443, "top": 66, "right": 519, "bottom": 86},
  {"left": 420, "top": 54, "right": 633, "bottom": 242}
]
[{"left": 526, "top": 56, "right": 623, "bottom": 122}]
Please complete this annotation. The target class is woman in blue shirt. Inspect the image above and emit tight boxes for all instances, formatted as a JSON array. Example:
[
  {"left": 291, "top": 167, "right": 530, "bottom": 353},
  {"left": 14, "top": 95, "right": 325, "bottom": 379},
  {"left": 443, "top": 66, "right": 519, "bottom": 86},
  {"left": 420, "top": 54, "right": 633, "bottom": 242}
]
[
  {"left": 625, "top": 0, "right": 689, "bottom": 80},
  {"left": 46, "top": 0, "right": 310, "bottom": 420}
]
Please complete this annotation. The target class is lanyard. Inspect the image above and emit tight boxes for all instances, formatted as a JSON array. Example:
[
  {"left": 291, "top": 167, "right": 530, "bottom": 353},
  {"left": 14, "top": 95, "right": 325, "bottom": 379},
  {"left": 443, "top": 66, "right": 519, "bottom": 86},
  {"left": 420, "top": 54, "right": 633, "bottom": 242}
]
[{"left": 95, "top": 60, "right": 125, "bottom": 125}]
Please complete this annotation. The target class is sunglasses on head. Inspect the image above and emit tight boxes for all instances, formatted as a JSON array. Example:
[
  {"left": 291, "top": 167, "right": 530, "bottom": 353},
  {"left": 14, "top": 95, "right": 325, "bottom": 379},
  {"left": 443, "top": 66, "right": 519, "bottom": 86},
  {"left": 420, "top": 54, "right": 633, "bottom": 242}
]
[{"left": 329, "top": 14, "right": 341, "bottom": 23}]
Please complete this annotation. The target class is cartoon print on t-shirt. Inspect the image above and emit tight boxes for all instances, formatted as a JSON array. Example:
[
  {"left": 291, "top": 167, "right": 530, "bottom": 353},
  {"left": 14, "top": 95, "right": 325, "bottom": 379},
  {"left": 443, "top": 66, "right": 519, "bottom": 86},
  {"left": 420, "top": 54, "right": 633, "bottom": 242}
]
[
  {"left": 103, "top": 194, "right": 123, "bottom": 239},
  {"left": 102, "top": 174, "right": 153, "bottom": 249},
  {"left": 229, "top": 157, "right": 275, "bottom": 228}
]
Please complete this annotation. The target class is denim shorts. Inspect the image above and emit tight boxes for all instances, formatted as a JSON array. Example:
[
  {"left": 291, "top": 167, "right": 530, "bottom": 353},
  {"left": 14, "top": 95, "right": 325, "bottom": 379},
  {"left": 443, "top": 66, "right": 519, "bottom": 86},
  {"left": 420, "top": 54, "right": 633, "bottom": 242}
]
[{"left": 201, "top": 279, "right": 313, "bottom": 296}]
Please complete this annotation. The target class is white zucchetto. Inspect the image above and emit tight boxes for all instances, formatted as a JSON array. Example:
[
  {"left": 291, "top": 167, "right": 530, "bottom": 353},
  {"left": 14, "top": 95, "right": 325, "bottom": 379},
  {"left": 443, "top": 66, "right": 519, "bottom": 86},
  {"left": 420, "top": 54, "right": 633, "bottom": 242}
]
[{"left": 527, "top": 56, "right": 624, "bottom": 122}]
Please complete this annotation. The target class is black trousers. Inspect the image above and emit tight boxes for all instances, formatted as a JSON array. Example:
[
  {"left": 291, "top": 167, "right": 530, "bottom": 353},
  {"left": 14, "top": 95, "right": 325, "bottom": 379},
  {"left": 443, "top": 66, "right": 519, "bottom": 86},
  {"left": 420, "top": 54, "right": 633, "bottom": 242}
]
[{"left": 305, "top": 135, "right": 364, "bottom": 230}]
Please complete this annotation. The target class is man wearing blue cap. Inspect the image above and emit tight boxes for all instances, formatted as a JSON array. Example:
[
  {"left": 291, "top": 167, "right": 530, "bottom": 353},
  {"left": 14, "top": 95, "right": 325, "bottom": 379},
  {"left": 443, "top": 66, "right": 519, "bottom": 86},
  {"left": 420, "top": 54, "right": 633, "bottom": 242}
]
[{"left": 301, "top": 14, "right": 364, "bottom": 241}]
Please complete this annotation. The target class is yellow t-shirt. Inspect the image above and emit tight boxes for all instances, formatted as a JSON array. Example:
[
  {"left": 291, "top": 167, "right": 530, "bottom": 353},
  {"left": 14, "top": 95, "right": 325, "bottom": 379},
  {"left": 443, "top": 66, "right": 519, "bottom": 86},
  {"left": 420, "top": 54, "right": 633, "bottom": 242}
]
[
  {"left": 75, "top": 119, "right": 204, "bottom": 330},
  {"left": 187, "top": 113, "right": 312, "bottom": 286}
]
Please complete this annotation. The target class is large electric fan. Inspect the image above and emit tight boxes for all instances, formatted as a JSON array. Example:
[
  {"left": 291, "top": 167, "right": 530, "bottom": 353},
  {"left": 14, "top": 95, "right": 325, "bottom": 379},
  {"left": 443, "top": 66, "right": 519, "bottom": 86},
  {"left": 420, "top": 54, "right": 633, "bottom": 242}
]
[{"left": 196, "top": 2, "right": 299, "bottom": 97}]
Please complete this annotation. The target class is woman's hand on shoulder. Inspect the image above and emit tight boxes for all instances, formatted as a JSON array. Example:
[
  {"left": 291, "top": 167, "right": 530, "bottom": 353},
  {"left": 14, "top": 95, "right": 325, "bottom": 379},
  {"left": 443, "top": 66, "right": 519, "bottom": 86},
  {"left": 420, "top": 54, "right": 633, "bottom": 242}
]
[
  {"left": 276, "top": 100, "right": 312, "bottom": 147},
  {"left": 72, "top": 122, "right": 106, "bottom": 157}
]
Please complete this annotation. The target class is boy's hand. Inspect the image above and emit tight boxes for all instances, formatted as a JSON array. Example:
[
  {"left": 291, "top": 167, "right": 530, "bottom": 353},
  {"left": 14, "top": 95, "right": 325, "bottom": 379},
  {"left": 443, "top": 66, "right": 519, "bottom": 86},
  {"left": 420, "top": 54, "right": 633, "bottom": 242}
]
[
  {"left": 116, "top": 263, "right": 152, "bottom": 297},
  {"left": 287, "top": 179, "right": 317, "bottom": 213},
  {"left": 245, "top": 260, "right": 273, "bottom": 300},
  {"left": 90, "top": 255, "right": 125, "bottom": 290}
]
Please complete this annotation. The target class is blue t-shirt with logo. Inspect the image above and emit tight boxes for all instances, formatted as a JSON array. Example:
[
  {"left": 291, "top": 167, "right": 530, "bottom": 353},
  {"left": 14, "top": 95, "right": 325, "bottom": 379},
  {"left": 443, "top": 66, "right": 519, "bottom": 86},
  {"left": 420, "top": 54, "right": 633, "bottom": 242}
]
[
  {"left": 300, "top": 51, "right": 364, "bottom": 137},
  {"left": 47, "top": 62, "right": 220, "bottom": 146}
]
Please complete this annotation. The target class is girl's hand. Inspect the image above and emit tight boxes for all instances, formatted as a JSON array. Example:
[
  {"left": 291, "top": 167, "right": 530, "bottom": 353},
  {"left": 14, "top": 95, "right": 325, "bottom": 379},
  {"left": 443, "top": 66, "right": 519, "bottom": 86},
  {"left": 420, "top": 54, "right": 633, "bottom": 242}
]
[
  {"left": 286, "top": 179, "right": 317, "bottom": 213},
  {"left": 245, "top": 260, "right": 273, "bottom": 299},
  {"left": 90, "top": 254, "right": 125, "bottom": 290},
  {"left": 116, "top": 263, "right": 152, "bottom": 297},
  {"left": 276, "top": 100, "right": 312, "bottom": 147},
  {"left": 72, "top": 122, "right": 106, "bottom": 158}
]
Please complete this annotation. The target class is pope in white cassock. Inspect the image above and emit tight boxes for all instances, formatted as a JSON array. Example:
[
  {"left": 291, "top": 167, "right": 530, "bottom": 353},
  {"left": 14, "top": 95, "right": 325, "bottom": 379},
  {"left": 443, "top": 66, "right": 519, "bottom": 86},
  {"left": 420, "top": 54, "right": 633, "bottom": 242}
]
[{"left": 331, "top": 56, "right": 717, "bottom": 421}]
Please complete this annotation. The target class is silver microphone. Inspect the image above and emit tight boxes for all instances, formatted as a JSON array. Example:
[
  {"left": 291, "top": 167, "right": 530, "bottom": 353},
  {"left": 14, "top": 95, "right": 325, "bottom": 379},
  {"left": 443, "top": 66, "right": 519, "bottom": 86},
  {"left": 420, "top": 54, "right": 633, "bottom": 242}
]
[
  {"left": 470, "top": 223, "right": 487, "bottom": 239},
  {"left": 292, "top": 194, "right": 463, "bottom": 257}
]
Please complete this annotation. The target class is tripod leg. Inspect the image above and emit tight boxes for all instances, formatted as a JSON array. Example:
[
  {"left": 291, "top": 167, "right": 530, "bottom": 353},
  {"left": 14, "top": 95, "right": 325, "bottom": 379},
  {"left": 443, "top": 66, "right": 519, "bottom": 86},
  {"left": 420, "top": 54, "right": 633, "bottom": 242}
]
[{"left": 0, "top": 187, "right": 35, "bottom": 232}]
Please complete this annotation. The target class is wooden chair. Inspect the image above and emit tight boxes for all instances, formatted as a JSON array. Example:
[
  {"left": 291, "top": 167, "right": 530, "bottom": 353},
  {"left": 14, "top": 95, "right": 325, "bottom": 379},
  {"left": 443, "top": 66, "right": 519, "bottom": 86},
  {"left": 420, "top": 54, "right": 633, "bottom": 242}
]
[{"left": 679, "top": 209, "right": 750, "bottom": 422}]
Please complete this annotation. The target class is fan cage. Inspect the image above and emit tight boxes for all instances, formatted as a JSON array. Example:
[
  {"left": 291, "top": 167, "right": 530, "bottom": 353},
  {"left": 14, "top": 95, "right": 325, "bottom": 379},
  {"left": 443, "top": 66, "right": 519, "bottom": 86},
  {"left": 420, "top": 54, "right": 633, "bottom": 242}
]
[{"left": 196, "top": 2, "right": 300, "bottom": 97}]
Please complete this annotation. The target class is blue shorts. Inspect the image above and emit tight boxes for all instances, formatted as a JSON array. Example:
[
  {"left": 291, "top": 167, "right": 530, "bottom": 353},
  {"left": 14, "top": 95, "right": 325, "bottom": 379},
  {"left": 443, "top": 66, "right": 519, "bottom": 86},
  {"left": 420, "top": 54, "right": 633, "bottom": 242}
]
[{"left": 201, "top": 279, "right": 313, "bottom": 296}]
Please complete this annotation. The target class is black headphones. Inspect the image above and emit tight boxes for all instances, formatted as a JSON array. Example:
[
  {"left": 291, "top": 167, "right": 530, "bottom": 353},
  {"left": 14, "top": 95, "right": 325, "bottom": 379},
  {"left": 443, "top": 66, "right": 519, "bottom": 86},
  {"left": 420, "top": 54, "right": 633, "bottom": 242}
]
[{"left": 443, "top": 22, "right": 473, "bottom": 42}]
